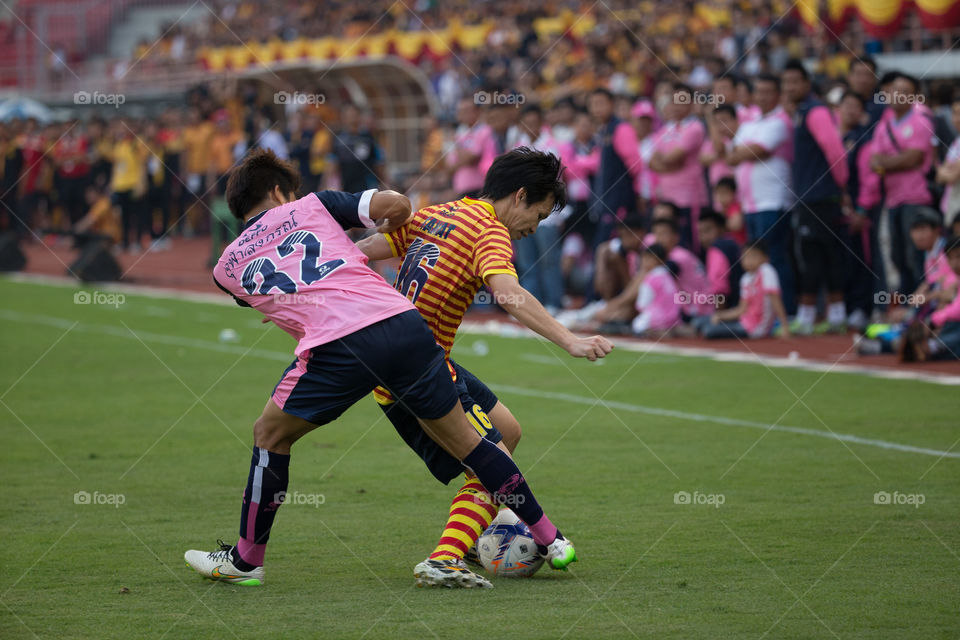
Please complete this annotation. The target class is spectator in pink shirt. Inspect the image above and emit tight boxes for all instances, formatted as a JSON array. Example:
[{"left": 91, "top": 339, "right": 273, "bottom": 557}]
[
  {"left": 447, "top": 98, "right": 492, "bottom": 197},
  {"left": 699, "top": 240, "right": 790, "bottom": 339},
  {"left": 902, "top": 236, "right": 960, "bottom": 361},
  {"left": 631, "top": 243, "right": 681, "bottom": 336},
  {"left": 650, "top": 83, "right": 708, "bottom": 251},
  {"left": 869, "top": 72, "right": 935, "bottom": 294},
  {"left": 559, "top": 110, "right": 600, "bottom": 248},
  {"left": 700, "top": 104, "right": 736, "bottom": 209},
  {"left": 697, "top": 210, "right": 743, "bottom": 308}
]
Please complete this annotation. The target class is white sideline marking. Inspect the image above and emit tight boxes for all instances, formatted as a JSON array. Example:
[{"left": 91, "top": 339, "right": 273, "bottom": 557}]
[
  {"left": 1, "top": 307, "right": 957, "bottom": 461},
  {"left": 7, "top": 272, "right": 960, "bottom": 385}
]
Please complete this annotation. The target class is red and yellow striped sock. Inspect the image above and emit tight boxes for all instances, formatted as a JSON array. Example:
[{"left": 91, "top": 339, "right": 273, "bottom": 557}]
[{"left": 428, "top": 476, "right": 498, "bottom": 561}]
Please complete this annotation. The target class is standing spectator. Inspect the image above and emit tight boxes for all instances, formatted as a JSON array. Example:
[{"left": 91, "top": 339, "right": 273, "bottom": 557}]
[
  {"left": 650, "top": 83, "right": 708, "bottom": 251},
  {"left": 181, "top": 108, "right": 214, "bottom": 235},
  {"left": 307, "top": 112, "right": 331, "bottom": 191},
  {"left": 838, "top": 91, "right": 878, "bottom": 328},
  {"left": 869, "top": 72, "right": 935, "bottom": 295},
  {"left": 700, "top": 104, "right": 737, "bottom": 209},
  {"left": 52, "top": 122, "right": 90, "bottom": 227},
  {"left": 446, "top": 97, "right": 491, "bottom": 198},
  {"left": 782, "top": 59, "right": 849, "bottom": 334},
  {"left": 847, "top": 57, "right": 884, "bottom": 129},
  {"left": 287, "top": 111, "right": 316, "bottom": 192},
  {"left": 936, "top": 96, "right": 960, "bottom": 227},
  {"left": 479, "top": 101, "right": 514, "bottom": 174},
  {"left": 330, "top": 104, "right": 382, "bottom": 192},
  {"left": 208, "top": 109, "right": 245, "bottom": 196},
  {"left": 109, "top": 121, "right": 148, "bottom": 253},
  {"left": 253, "top": 111, "right": 290, "bottom": 161},
  {"left": 725, "top": 73, "right": 795, "bottom": 313},
  {"left": 631, "top": 100, "right": 658, "bottom": 213},
  {"left": 156, "top": 109, "right": 184, "bottom": 240},
  {"left": 559, "top": 110, "right": 599, "bottom": 245},
  {"left": 587, "top": 88, "right": 641, "bottom": 250},
  {"left": 17, "top": 119, "right": 49, "bottom": 236},
  {"left": 714, "top": 176, "right": 746, "bottom": 245}
]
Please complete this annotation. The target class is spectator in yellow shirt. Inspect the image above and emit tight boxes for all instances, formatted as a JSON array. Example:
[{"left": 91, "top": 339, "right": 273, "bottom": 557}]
[{"left": 108, "top": 122, "right": 148, "bottom": 253}]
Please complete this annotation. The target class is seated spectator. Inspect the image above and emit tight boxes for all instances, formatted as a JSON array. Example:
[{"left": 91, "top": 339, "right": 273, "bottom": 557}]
[
  {"left": 631, "top": 243, "right": 681, "bottom": 337},
  {"left": 699, "top": 241, "right": 790, "bottom": 339},
  {"left": 73, "top": 185, "right": 120, "bottom": 248},
  {"left": 592, "top": 214, "right": 645, "bottom": 301},
  {"left": 909, "top": 210, "right": 956, "bottom": 309},
  {"left": 714, "top": 176, "right": 745, "bottom": 246},
  {"left": 697, "top": 210, "right": 743, "bottom": 308},
  {"left": 650, "top": 217, "right": 712, "bottom": 318},
  {"left": 902, "top": 235, "right": 960, "bottom": 361}
]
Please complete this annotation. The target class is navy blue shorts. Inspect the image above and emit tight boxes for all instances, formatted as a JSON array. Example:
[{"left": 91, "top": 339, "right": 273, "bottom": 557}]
[
  {"left": 272, "top": 309, "right": 459, "bottom": 425},
  {"left": 380, "top": 359, "right": 502, "bottom": 484}
]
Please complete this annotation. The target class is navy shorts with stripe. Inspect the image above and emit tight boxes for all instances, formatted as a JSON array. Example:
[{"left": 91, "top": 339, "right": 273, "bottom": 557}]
[
  {"left": 381, "top": 359, "right": 502, "bottom": 484},
  {"left": 272, "top": 309, "right": 458, "bottom": 426}
]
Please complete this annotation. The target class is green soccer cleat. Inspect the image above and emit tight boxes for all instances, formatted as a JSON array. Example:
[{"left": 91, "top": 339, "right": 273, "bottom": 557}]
[
  {"left": 541, "top": 535, "right": 578, "bottom": 571},
  {"left": 184, "top": 539, "right": 264, "bottom": 586}
]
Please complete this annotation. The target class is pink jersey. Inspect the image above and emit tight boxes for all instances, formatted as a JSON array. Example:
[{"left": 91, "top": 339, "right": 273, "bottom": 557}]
[
  {"left": 739, "top": 262, "right": 781, "bottom": 337},
  {"left": 670, "top": 245, "right": 712, "bottom": 315},
  {"left": 923, "top": 237, "right": 952, "bottom": 287},
  {"left": 941, "top": 137, "right": 960, "bottom": 221},
  {"left": 701, "top": 137, "right": 733, "bottom": 190},
  {"left": 559, "top": 141, "right": 599, "bottom": 202},
  {"left": 449, "top": 122, "right": 493, "bottom": 194},
  {"left": 737, "top": 103, "right": 762, "bottom": 123},
  {"left": 652, "top": 117, "right": 707, "bottom": 208},
  {"left": 632, "top": 265, "right": 680, "bottom": 334},
  {"left": 931, "top": 283, "right": 960, "bottom": 327},
  {"left": 870, "top": 106, "right": 934, "bottom": 207},
  {"left": 705, "top": 245, "right": 732, "bottom": 298},
  {"left": 213, "top": 191, "right": 414, "bottom": 356},
  {"left": 856, "top": 138, "right": 882, "bottom": 210}
]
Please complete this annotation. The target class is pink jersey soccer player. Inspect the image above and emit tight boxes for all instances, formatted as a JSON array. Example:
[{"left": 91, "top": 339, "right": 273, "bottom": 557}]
[{"left": 184, "top": 149, "right": 577, "bottom": 587}]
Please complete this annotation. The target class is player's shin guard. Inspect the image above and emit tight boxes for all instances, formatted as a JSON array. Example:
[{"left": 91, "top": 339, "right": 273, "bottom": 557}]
[
  {"left": 235, "top": 446, "right": 290, "bottom": 568},
  {"left": 429, "top": 477, "right": 498, "bottom": 562},
  {"left": 461, "top": 439, "right": 559, "bottom": 546}
]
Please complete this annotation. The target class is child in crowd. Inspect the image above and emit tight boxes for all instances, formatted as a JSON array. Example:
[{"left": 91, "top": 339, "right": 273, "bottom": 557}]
[
  {"left": 631, "top": 243, "right": 681, "bottom": 336},
  {"left": 902, "top": 235, "right": 960, "bottom": 361},
  {"left": 699, "top": 241, "right": 790, "bottom": 339},
  {"left": 696, "top": 210, "right": 743, "bottom": 308},
  {"left": 714, "top": 177, "right": 746, "bottom": 246}
]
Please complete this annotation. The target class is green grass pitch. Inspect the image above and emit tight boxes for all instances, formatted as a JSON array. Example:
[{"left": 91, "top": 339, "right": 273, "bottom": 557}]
[{"left": 1, "top": 276, "right": 958, "bottom": 639}]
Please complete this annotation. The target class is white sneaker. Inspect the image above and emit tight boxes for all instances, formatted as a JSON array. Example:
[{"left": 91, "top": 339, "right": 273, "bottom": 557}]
[
  {"left": 184, "top": 540, "right": 264, "bottom": 586},
  {"left": 413, "top": 558, "right": 492, "bottom": 589},
  {"left": 540, "top": 535, "right": 578, "bottom": 571}
]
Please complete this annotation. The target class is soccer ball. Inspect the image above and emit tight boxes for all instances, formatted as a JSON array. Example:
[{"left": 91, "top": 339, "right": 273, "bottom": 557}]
[{"left": 476, "top": 509, "right": 544, "bottom": 577}]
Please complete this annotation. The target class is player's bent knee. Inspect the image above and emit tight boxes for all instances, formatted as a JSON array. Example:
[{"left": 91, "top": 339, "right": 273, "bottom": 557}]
[{"left": 489, "top": 403, "right": 522, "bottom": 453}]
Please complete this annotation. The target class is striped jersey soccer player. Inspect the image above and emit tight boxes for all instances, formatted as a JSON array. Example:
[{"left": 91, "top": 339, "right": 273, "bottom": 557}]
[
  {"left": 183, "top": 149, "right": 577, "bottom": 586},
  {"left": 358, "top": 148, "right": 613, "bottom": 588}
]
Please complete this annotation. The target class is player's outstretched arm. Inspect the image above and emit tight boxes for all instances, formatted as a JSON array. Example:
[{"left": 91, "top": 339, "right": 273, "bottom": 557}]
[
  {"left": 486, "top": 273, "right": 613, "bottom": 361},
  {"left": 369, "top": 190, "right": 413, "bottom": 233},
  {"left": 355, "top": 233, "right": 394, "bottom": 261}
]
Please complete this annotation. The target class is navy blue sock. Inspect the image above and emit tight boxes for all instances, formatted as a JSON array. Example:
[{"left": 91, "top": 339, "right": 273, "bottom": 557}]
[
  {"left": 461, "top": 439, "right": 558, "bottom": 545},
  {"left": 233, "top": 446, "right": 290, "bottom": 568}
]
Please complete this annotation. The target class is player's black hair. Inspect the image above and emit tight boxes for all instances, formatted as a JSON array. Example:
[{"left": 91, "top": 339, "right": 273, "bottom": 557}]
[
  {"left": 744, "top": 239, "right": 769, "bottom": 257},
  {"left": 713, "top": 104, "right": 736, "bottom": 119},
  {"left": 478, "top": 146, "right": 567, "bottom": 212},
  {"left": 651, "top": 216, "right": 679, "bottom": 234},
  {"left": 754, "top": 73, "right": 781, "bottom": 92},
  {"left": 782, "top": 59, "right": 809, "bottom": 81},
  {"left": 715, "top": 176, "right": 737, "bottom": 192},
  {"left": 225, "top": 148, "right": 302, "bottom": 219},
  {"left": 697, "top": 209, "right": 727, "bottom": 229},
  {"left": 909, "top": 208, "right": 942, "bottom": 229}
]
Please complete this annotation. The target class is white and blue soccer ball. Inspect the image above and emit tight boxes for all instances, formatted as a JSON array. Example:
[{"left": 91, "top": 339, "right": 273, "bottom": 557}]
[{"left": 477, "top": 509, "right": 544, "bottom": 577}]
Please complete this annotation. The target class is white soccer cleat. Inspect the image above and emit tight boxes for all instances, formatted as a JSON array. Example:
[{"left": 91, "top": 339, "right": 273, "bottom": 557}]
[
  {"left": 414, "top": 558, "right": 492, "bottom": 589},
  {"left": 184, "top": 539, "right": 264, "bottom": 586},
  {"left": 541, "top": 535, "right": 578, "bottom": 571}
]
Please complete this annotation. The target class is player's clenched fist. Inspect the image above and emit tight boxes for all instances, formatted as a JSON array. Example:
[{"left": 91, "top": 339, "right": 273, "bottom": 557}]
[
  {"left": 566, "top": 335, "right": 614, "bottom": 361},
  {"left": 369, "top": 190, "right": 413, "bottom": 233}
]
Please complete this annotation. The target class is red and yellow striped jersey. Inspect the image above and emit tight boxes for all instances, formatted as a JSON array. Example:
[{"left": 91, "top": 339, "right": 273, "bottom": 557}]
[{"left": 373, "top": 197, "right": 516, "bottom": 403}]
